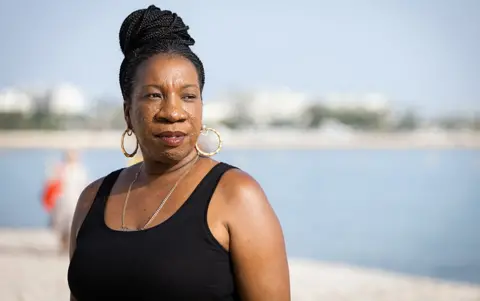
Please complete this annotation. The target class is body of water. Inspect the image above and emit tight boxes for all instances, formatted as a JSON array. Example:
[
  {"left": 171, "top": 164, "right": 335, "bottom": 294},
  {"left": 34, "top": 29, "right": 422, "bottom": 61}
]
[{"left": 1, "top": 148, "right": 479, "bottom": 284}]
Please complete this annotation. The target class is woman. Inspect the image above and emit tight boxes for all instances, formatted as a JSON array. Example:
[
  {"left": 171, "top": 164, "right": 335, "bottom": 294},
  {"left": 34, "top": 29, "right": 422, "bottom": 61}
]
[{"left": 68, "top": 5, "right": 290, "bottom": 301}]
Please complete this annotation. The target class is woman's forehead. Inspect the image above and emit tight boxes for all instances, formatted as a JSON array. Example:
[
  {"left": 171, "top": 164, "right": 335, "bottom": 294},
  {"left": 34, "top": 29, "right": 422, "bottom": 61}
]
[{"left": 134, "top": 54, "right": 199, "bottom": 88}]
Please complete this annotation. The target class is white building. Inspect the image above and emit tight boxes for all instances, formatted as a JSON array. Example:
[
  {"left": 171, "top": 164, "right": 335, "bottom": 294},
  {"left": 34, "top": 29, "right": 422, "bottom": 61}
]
[
  {"left": 48, "top": 83, "right": 88, "bottom": 115},
  {"left": 0, "top": 88, "right": 34, "bottom": 114},
  {"left": 242, "top": 88, "right": 311, "bottom": 127},
  {"left": 203, "top": 101, "right": 236, "bottom": 125},
  {"left": 324, "top": 92, "right": 391, "bottom": 113}
]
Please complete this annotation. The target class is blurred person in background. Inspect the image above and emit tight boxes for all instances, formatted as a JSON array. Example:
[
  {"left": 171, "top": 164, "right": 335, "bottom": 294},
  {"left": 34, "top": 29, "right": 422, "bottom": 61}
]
[
  {"left": 67, "top": 5, "right": 290, "bottom": 301},
  {"left": 43, "top": 149, "right": 88, "bottom": 254}
]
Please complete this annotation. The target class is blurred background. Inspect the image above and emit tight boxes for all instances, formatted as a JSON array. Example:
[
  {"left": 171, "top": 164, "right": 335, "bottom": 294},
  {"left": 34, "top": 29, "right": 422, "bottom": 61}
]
[{"left": 0, "top": 0, "right": 479, "bottom": 300}]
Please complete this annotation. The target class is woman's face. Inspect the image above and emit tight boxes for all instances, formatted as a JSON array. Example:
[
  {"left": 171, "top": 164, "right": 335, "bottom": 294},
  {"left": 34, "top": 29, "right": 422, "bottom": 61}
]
[{"left": 124, "top": 54, "right": 203, "bottom": 163}]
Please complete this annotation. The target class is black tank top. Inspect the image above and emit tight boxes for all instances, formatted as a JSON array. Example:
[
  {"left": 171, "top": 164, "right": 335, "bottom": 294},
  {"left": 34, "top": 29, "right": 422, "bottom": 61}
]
[{"left": 68, "top": 162, "right": 239, "bottom": 301}]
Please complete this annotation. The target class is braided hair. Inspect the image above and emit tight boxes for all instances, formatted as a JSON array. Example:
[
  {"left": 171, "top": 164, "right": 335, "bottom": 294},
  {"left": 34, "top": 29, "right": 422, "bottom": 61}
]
[{"left": 119, "top": 5, "right": 205, "bottom": 101}]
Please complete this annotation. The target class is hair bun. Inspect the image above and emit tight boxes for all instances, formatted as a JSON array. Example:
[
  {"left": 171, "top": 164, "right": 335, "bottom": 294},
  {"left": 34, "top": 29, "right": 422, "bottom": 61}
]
[{"left": 119, "top": 5, "right": 195, "bottom": 56}]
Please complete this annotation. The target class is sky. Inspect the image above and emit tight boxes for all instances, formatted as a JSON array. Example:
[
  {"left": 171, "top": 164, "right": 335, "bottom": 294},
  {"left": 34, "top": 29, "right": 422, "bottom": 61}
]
[{"left": 0, "top": 0, "right": 479, "bottom": 116}]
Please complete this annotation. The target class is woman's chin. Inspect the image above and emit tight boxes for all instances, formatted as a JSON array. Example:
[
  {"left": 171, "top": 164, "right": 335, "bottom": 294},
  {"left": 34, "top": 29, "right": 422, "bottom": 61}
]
[{"left": 144, "top": 144, "right": 193, "bottom": 163}]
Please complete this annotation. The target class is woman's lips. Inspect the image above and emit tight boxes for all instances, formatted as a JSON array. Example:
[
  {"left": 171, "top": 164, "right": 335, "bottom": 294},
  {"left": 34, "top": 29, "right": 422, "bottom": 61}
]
[{"left": 155, "top": 131, "right": 186, "bottom": 147}]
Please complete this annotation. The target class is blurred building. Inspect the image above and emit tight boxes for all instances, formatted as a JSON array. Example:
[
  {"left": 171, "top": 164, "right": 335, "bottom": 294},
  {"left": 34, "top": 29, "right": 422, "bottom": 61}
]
[
  {"left": 204, "top": 87, "right": 312, "bottom": 129},
  {"left": 203, "top": 101, "right": 236, "bottom": 126},
  {"left": 0, "top": 83, "right": 88, "bottom": 116},
  {"left": 323, "top": 92, "right": 391, "bottom": 114},
  {"left": 0, "top": 88, "right": 34, "bottom": 114},
  {"left": 243, "top": 88, "right": 311, "bottom": 128},
  {"left": 47, "top": 83, "right": 88, "bottom": 116}
]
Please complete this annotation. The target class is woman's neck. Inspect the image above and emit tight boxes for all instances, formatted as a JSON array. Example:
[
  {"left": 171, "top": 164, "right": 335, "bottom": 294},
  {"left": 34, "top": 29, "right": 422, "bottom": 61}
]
[{"left": 141, "top": 150, "right": 199, "bottom": 181}]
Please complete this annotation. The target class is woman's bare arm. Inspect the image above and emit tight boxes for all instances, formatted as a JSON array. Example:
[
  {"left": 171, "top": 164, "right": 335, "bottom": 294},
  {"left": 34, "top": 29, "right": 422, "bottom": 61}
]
[{"left": 222, "top": 170, "right": 290, "bottom": 301}]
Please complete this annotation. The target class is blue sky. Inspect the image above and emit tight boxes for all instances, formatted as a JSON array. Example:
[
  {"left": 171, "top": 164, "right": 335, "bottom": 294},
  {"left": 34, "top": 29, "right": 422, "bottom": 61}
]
[{"left": 0, "top": 0, "right": 478, "bottom": 116}]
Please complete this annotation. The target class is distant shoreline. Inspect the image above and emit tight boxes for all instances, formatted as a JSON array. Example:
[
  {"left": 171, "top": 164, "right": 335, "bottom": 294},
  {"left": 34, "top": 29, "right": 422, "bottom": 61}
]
[{"left": 0, "top": 130, "right": 479, "bottom": 149}]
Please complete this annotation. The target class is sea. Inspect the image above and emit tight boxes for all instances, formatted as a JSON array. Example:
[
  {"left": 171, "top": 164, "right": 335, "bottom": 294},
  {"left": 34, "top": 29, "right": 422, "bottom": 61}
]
[{"left": 0, "top": 148, "right": 479, "bottom": 284}]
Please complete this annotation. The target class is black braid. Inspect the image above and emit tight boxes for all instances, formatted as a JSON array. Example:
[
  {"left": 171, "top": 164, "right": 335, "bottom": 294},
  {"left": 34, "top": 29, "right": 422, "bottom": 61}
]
[{"left": 119, "top": 5, "right": 205, "bottom": 101}]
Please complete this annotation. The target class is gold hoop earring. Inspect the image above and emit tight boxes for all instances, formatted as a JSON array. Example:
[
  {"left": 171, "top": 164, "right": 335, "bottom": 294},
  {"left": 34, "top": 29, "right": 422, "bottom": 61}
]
[
  {"left": 195, "top": 125, "right": 222, "bottom": 157},
  {"left": 120, "top": 128, "right": 139, "bottom": 158}
]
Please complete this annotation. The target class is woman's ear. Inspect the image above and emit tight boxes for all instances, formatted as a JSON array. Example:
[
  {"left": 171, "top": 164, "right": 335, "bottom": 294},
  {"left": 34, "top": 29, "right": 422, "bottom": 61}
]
[{"left": 123, "top": 101, "right": 132, "bottom": 129}]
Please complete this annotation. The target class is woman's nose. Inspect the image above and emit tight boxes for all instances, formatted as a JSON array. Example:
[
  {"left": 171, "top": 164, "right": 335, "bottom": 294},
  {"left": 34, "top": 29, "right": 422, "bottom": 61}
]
[{"left": 154, "top": 95, "right": 187, "bottom": 123}]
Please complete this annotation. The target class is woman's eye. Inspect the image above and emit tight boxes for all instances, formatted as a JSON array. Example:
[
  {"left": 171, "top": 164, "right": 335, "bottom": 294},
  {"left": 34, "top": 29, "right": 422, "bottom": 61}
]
[
  {"left": 145, "top": 93, "right": 162, "bottom": 99},
  {"left": 182, "top": 94, "right": 197, "bottom": 100}
]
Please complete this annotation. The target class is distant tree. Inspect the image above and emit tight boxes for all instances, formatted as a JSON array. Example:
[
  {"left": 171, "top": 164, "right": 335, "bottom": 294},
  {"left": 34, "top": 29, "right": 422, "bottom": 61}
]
[
  {"left": 29, "top": 111, "right": 61, "bottom": 129},
  {"left": 0, "top": 112, "right": 29, "bottom": 129},
  {"left": 220, "top": 96, "right": 254, "bottom": 129},
  {"left": 220, "top": 115, "right": 252, "bottom": 129},
  {"left": 395, "top": 110, "right": 420, "bottom": 131},
  {"left": 108, "top": 107, "right": 128, "bottom": 129},
  {"left": 301, "top": 104, "right": 329, "bottom": 128},
  {"left": 473, "top": 113, "right": 480, "bottom": 131},
  {"left": 435, "top": 115, "right": 470, "bottom": 130},
  {"left": 329, "top": 109, "right": 386, "bottom": 130}
]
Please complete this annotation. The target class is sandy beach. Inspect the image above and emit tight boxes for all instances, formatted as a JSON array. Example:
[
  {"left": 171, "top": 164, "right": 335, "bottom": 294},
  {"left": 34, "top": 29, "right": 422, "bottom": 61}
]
[
  {"left": 0, "top": 229, "right": 479, "bottom": 300},
  {"left": 0, "top": 130, "right": 479, "bottom": 149}
]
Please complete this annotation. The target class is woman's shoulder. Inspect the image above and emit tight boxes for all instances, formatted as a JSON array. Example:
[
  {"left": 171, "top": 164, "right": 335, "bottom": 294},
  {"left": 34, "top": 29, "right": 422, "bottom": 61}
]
[
  {"left": 215, "top": 164, "right": 269, "bottom": 211},
  {"left": 214, "top": 163, "right": 284, "bottom": 256}
]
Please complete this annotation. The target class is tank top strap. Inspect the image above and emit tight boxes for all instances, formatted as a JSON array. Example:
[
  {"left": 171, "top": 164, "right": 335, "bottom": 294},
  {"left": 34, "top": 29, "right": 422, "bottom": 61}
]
[
  {"left": 188, "top": 162, "right": 238, "bottom": 216},
  {"left": 77, "top": 168, "right": 123, "bottom": 238}
]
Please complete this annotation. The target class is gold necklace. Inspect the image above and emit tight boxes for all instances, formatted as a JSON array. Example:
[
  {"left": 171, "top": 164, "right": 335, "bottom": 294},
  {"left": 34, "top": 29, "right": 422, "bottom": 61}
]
[{"left": 120, "top": 156, "right": 199, "bottom": 231}]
